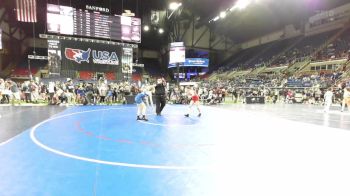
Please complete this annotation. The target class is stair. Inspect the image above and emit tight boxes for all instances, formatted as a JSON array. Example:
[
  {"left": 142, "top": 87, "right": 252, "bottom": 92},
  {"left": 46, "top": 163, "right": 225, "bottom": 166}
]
[
  {"left": 248, "top": 66, "right": 266, "bottom": 76},
  {"left": 286, "top": 59, "right": 311, "bottom": 74},
  {"left": 335, "top": 62, "right": 350, "bottom": 85}
]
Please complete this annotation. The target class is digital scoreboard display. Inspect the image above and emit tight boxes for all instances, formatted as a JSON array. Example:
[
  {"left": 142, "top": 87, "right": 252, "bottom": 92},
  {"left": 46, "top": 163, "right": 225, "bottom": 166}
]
[{"left": 47, "top": 4, "right": 141, "bottom": 43}]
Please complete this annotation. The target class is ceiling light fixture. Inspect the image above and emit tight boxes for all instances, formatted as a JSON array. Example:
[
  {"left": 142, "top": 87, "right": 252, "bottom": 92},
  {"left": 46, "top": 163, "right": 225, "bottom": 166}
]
[
  {"left": 220, "top": 11, "right": 227, "bottom": 19},
  {"left": 143, "top": 25, "right": 150, "bottom": 32},
  {"left": 231, "top": 0, "right": 252, "bottom": 11},
  {"left": 213, "top": 16, "right": 220, "bottom": 22},
  {"left": 169, "top": 2, "right": 182, "bottom": 11}
]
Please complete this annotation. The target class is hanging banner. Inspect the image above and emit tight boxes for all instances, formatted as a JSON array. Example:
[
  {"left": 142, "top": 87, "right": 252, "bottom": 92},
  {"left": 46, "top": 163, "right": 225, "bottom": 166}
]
[
  {"left": 60, "top": 40, "right": 122, "bottom": 72},
  {"left": 47, "top": 39, "right": 62, "bottom": 77},
  {"left": 122, "top": 47, "right": 133, "bottom": 74}
]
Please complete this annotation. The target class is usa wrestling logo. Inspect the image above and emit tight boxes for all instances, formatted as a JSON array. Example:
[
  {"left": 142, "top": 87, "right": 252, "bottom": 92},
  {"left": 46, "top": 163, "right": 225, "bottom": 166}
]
[{"left": 65, "top": 48, "right": 91, "bottom": 64}]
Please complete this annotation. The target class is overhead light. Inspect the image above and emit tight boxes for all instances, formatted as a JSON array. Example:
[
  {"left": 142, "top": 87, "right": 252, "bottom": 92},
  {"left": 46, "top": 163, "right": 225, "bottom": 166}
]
[
  {"left": 143, "top": 25, "right": 150, "bottom": 32},
  {"left": 122, "top": 10, "right": 135, "bottom": 17},
  {"left": 220, "top": 11, "right": 226, "bottom": 19},
  {"left": 158, "top": 28, "right": 164, "bottom": 34},
  {"left": 213, "top": 16, "right": 220, "bottom": 22},
  {"left": 231, "top": 0, "right": 252, "bottom": 11},
  {"left": 169, "top": 2, "right": 182, "bottom": 10}
]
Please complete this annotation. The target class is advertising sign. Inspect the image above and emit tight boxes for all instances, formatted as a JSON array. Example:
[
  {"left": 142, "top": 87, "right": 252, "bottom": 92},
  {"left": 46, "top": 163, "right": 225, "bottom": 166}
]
[{"left": 168, "top": 58, "right": 209, "bottom": 68}]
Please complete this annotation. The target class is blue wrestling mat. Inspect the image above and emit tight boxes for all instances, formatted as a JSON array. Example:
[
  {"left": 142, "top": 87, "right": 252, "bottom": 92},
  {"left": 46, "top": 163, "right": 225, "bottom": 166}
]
[
  {"left": 0, "top": 105, "right": 218, "bottom": 196},
  {"left": 2, "top": 105, "right": 350, "bottom": 196}
]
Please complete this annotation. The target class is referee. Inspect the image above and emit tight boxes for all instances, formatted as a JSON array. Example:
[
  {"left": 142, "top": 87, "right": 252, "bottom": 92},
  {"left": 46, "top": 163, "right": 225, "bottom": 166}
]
[{"left": 155, "top": 77, "right": 167, "bottom": 116}]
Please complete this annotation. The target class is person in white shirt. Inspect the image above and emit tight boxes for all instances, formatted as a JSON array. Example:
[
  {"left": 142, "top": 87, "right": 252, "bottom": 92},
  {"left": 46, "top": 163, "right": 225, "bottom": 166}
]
[
  {"left": 30, "top": 81, "right": 39, "bottom": 103},
  {"left": 143, "top": 84, "right": 155, "bottom": 111},
  {"left": 98, "top": 81, "right": 108, "bottom": 103},
  {"left": 48, "top": 82, "right": 55, "bottom": 105},
  {"left": 341, "top": 87, "right": 350, "bottom": 112},
  {"left": 0, "top": 79, "right": 6, "bottom": 103},
  {"left": 323, "top": 88, "right": 333, "bottom": 113}
]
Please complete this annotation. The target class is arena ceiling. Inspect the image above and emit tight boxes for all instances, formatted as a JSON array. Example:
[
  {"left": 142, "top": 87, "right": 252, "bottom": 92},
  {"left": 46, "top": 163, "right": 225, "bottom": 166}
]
[
  {"left": 187, "top": 0, "right": 350, "bottom": 42},
  {"left": 5, "top": 0, "right": 350, "bottom": 49}
]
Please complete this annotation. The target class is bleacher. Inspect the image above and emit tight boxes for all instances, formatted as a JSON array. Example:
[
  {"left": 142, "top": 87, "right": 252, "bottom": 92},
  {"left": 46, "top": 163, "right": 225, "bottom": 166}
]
[
  {"left": 219, "top": 42, "right": 274, "bottom": 70},
  {"left": 286, "top": 79, "right": 305, "bottom": 87},
  {"left": 317, "top": 29, "right": 350, "bottom": 60},
  {"left": 210, "top": 25, "right": 350, "bottom": 82},
  {"left": 11, "top": 48, "right": 48, "bottom": 79},
  {"left": 141, "top": 58, "right": 164, "bottom": 78}
]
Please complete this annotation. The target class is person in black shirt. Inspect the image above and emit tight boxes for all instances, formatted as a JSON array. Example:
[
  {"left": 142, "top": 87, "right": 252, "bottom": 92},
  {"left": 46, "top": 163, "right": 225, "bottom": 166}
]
[
  {"left": 154, "top": 78, "right": 167, "bottom": 116},
  {"left": 85, "top": 83, "right": 94, "bottom": 105}
]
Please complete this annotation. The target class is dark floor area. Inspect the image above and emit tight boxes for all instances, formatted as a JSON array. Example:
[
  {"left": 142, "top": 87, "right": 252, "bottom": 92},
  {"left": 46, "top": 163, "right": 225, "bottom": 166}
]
[{"left": 0, "top": 106, "right": 67, "bottom": 143}]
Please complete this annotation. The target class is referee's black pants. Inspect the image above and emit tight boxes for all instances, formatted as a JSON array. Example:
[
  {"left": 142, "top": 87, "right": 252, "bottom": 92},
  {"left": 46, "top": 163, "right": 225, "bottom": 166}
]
[{"left": 155, "top": 95, "right": 166, "bottom": 115}]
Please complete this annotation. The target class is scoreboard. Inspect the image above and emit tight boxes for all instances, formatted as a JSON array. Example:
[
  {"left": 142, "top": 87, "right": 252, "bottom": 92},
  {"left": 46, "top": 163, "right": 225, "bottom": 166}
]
[{"left": 47, "top": 4, "right": 141, "bottom": 43}]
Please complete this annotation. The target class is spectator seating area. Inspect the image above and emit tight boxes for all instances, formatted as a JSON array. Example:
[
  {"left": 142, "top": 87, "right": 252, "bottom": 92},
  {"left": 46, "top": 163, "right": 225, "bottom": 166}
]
[
  {"left": 2, "top": 26, "right": 350, "bottom": 107},
  {"left": 10, "top": 48, "right": 49, "bottom": 79},
  {"left": 210, "top": 27, "right": 350, "bottom": 88},
  {"left": 215, "top": 29, "right": 349, "bottom": 74},
  {"left": 141, "top": 58, "right": 164, "bottom": 78}
]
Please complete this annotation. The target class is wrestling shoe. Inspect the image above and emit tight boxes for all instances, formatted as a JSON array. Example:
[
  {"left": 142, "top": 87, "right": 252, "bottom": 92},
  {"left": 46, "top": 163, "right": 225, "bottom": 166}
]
[
  {"left": 184, "top": 114, "right": 189, "bottom": 117},
  {"left": 137, "top": 116, "right": 142, "bottom": 120},
  {"left": 142, "top": 116, "right": 149, "bottom": 121},
  {"left": 198, "top": 113, "right": 201, "bottom": 117}
]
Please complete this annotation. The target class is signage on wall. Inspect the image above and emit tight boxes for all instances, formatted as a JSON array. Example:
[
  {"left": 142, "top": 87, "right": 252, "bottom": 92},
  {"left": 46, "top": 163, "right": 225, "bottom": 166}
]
[
  {"left": 168, "top": 58, "right": 209, "bottom": 68},
  {"left": 85, "top": 5, "right": 110, "bottom": 13},
  {"left": 64, "top": 48, "right": 120, "bottom": 65}
]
